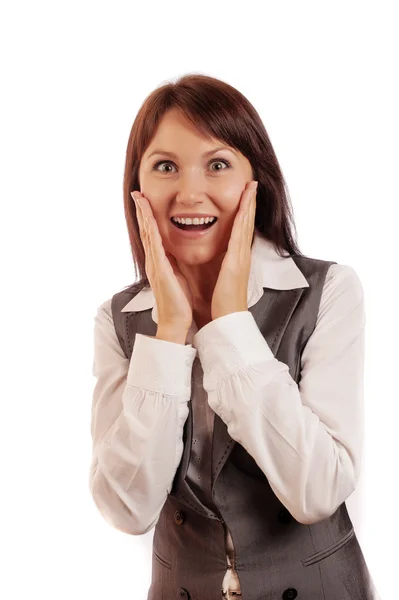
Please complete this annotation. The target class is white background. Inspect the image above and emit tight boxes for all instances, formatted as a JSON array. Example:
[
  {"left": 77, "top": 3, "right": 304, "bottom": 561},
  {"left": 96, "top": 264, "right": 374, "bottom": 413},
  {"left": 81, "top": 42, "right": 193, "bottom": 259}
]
[{"left": 1, "top": 1, "right": 397, "bottom": 598}]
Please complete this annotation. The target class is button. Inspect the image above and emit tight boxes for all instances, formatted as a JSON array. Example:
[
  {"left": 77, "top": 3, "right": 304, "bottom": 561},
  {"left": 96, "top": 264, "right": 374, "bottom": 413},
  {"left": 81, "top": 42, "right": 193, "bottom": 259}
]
[
  {"left": 177, "top": 589, "right": 189, "bottom": 600},
  {"left": 173, "top": 510, "right": 185, "bottom": 525},
  {"left": 278, "top": 508, "right": 292, "bottom": 523},
  {"left": 282, "top": 588, "right": 298, "bottom": 600}
]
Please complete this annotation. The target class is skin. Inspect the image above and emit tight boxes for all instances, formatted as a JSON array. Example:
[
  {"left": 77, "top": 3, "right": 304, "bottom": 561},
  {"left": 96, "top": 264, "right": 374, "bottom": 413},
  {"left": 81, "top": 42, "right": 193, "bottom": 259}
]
[{"left": 137, "top": 108, "right": 255, "bottom": 312}]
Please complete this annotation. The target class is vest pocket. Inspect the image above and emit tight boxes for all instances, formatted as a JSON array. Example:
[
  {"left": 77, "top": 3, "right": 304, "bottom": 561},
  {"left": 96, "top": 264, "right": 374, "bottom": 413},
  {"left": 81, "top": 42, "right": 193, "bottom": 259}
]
[
  {"left": 301, "top": 527, "right": 355, "bottom": 567},
  {"left": 153, "top": 548, "right": 172, "bottom": 570}
]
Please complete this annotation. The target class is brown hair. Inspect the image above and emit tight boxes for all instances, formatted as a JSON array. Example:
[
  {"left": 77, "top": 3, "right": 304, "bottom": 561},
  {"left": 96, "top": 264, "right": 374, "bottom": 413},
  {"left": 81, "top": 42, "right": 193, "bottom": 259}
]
[{"left": 123, "top": 73, "right": 304, "bottom": 285}]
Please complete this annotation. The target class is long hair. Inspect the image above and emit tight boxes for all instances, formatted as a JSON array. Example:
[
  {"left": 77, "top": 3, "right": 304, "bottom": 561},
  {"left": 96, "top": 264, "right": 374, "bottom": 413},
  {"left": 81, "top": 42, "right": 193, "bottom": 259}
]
[{"left": 122, "top": 73, "right": 305, "bottom": 286}]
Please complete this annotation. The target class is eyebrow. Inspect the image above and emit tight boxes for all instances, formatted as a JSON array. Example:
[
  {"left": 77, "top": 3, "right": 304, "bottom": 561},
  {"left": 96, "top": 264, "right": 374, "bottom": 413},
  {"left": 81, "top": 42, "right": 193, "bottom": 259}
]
[{"left": 147, "top": 146, "right": 238, "bottom": 160}]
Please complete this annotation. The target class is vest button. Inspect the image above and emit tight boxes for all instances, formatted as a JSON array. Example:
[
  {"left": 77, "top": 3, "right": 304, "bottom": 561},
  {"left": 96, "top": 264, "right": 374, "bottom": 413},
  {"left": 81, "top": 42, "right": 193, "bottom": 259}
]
[
  {"left": 282, "top": 588, "right": 298, "bottom": 599},
  {"left": 278, "top": 508, "right": 292, "bottom": 523},
  {"left": 177, "top": 588, "right": 189, "bottom": 599},
  {"left": 174, "top": 510, "right": 185, "bottom": 525}
]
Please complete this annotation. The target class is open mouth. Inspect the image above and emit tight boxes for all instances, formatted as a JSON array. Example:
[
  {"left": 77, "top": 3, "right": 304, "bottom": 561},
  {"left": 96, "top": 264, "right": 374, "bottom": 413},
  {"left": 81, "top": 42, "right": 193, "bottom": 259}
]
[{"left": 170, "top": 218, "right": 218, "bottom": 231}]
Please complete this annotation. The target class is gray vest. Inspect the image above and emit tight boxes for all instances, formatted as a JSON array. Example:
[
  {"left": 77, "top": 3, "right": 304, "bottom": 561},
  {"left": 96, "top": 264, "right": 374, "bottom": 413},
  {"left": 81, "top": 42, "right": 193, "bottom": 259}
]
[{"left": 111, "top": 254, "right": 379, "bottom": 600}]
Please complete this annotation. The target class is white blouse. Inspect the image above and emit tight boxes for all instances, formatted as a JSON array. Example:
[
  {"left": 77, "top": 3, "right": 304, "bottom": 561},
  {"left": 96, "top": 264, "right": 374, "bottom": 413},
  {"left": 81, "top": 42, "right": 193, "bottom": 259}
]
[{"left": 89, "top": 232, "right": 365, "bottom": 540}]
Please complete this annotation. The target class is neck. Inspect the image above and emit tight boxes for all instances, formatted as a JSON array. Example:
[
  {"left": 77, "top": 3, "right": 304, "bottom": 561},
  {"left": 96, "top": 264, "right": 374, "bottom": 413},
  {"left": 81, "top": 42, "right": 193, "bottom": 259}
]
[{"left": 175, "top": 252, "right": 226, "bottom": 307}]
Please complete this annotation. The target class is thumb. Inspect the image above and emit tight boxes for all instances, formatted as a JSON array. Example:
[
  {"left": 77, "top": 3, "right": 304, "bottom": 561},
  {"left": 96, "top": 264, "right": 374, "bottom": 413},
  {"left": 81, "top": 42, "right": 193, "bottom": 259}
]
[
  {"left": 166, "top": 252, "right": 188, "bottom": 287},
  {"left": 165, "top": 251, "right": 180, "bottom": 273}
]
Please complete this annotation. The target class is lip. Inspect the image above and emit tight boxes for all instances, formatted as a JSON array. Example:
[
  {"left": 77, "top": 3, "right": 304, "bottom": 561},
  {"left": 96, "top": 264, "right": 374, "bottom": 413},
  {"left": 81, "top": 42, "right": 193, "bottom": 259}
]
[
  {"left": 169, "top": 219, "right": 218, "bottom": 239},
  {"left": 171, "top": 214, "right": 217, "bottom": 219}
]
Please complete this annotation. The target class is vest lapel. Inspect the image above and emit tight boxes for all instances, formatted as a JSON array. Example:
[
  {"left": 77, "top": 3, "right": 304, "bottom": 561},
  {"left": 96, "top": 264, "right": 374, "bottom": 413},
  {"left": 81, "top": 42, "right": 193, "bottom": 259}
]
[{"left": 211, "top": 287, "right": 306, "bottom": 485}]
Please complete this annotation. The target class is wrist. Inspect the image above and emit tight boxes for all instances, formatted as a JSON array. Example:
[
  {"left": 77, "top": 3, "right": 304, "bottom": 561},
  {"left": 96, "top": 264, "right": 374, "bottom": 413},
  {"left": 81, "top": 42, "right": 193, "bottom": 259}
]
[{"left": 156, "top": 326, "right": 189, "bottom": 345}]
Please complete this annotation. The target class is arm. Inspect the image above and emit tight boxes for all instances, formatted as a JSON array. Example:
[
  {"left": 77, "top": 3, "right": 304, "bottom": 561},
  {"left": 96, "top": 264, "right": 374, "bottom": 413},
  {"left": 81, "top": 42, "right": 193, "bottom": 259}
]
[
  {"left": 193, "top": 264, "right": 365, "bottom": 525},
  {"left": 89, "top": 299, "right": 197, "bottom": 535}
]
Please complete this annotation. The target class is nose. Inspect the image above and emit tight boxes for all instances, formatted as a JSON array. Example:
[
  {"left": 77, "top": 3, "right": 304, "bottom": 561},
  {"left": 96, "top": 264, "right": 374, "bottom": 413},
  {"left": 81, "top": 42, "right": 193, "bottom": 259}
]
[
  {"left": 175, "top": 193, "right": 204, "bottom": 209},
  {"left": 175, "top": 172, "right": 207, "bottom": 207}
]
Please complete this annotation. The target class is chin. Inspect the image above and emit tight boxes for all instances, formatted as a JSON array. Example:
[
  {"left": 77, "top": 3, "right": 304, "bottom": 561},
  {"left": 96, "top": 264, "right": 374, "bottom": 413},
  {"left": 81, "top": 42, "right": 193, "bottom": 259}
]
[{"left": 171, "top": 246, "right": 222, "bottom": 266}]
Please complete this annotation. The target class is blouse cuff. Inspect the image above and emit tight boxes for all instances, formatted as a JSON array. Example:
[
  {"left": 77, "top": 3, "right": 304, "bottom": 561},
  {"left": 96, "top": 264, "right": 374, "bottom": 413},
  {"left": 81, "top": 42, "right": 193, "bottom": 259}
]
[
  {"left": 193, "top": 311, "right": 275, "bottom": 389},
  {"left": 128, "top": 333, "right": 197, "bottom": 398}
]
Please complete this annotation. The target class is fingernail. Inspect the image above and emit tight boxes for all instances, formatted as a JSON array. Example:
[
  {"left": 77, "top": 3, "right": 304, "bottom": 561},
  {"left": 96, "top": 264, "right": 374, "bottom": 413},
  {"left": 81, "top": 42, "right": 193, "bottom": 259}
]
[
  {"left": 130, "top": 192, "right": 136, "bottom": 201},
  {"left": 254, "top": 181, "right": 258, "bottom": 191}
]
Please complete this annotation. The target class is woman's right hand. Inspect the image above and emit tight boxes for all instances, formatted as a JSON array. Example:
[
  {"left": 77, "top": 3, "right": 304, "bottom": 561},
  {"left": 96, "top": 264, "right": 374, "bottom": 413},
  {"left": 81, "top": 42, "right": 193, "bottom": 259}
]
[{"left": 131, "top": 191, "right": 194, "bottom": 334}]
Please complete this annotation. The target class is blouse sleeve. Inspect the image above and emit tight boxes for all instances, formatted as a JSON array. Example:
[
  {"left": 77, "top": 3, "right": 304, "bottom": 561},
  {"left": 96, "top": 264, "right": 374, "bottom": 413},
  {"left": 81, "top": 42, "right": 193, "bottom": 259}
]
[
  {"left": 89, "top": 298, "right": 197, "bottom": 535},
  {"left": 193, "top": 263, "right": 365, "bottom": 524}
]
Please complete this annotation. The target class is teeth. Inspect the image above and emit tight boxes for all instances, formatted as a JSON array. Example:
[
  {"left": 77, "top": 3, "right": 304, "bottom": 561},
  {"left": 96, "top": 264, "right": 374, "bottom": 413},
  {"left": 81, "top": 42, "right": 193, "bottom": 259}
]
[{"left": 172, "top": 216, "right": 216, "bottom": 225}]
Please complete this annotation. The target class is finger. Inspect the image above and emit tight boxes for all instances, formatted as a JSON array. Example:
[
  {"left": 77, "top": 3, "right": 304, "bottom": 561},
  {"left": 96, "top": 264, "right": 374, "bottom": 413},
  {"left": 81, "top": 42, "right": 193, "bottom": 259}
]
[
  {"left": 133, "top": 193, "right": 155, "bottom": 222},
  {"left": 135, "top": 194, "right": 159, "bottom": 261},
  {"left": 224, "top": 203, "right": 245, "bottom": 267},
  {"left": 141, "top": 217, "right": 155, "bottom": 282},
  {"left": 249, "top": 185, "right": 257, "bottom": 233},
  {"left": 230, "top": 183, "right": 252, "bottom": 247},
  {"left": 131, "top": 192, "right": 153, "bottom": 276},
  {"left": 132, "top": 192, "right": 155, "bottom": 251},
  {"left": 243, "top": 183, "right": 257, "bottom": 233},
  {"left": 144, "top": 216, "right": 157, "bottom": 281},
  {"left": 146, "top": 215, "right": 171, "bottom": 276},
  {"left": 247, "top": 199, "right": 255, "bottom": 252},
  {"left": 241, "top": 181, "right": 256, "bottom": 211},
  {"left": 239, "top": 183, "right": 256, "bottom": 262},
  {"left": 134, "top": 195, "right": 171, "bottom": 277},
  {"left": 239, "top": 183, "right": 254, "bottom": 233},
  {"left": 235, "top": 182, "right": 255, "bottom": 237},
  {"left": 131, "top": 192, "right": 145, "bottom": 238},
  {"left": 244, "top": 184, "right": 256, "bottom": 233}
]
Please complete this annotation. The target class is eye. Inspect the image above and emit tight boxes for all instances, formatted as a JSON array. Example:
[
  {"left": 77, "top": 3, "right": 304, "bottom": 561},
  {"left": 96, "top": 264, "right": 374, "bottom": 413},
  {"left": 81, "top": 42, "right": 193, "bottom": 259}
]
[
  {"left": 209, "top": 158, "right": 231, "bottom": 171},
  {"left": 153, "top": 161, "right": 177, "bottom": 173},
  {"left": 152, "top": 158, "right": 232, "bottom": 173}
]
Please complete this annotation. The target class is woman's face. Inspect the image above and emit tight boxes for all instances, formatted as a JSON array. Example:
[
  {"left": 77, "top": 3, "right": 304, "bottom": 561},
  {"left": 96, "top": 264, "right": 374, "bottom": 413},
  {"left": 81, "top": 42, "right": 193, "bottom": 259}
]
[{"left": 138, "top": 108, "right": 254, "bottom": 266}]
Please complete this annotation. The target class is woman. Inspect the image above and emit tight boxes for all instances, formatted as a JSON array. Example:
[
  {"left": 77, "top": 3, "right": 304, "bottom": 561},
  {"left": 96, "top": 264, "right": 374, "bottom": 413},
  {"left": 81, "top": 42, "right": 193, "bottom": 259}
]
[{"left": 89, "top": 74, "right": 380, "bottom": 599}]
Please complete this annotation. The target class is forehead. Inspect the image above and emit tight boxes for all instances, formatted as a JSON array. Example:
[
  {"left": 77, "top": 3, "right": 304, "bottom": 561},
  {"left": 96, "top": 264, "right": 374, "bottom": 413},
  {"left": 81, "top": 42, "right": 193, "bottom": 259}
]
[
  {"left": 143, "top": 109, "right": 244, "bottom": 163},
  {"left": 148, "top": 109, "right": 215, "bottom": 146}
]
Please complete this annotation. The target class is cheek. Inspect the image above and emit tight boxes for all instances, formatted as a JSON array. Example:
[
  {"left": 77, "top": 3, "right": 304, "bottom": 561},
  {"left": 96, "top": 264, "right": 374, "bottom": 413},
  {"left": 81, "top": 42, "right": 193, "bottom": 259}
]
[
  {"left": 218, "top": 184, "right": 243, "bottom": 213},
  {"left": 138, "top": 191, "right": 167, "bottom": 223}
]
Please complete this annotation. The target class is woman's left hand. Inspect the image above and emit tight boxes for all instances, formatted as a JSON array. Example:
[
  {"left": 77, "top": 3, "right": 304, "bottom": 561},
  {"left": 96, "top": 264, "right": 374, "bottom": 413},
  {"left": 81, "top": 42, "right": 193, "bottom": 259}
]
[{"left": 211, "top": 180, "right": 258, "bottom": 321}]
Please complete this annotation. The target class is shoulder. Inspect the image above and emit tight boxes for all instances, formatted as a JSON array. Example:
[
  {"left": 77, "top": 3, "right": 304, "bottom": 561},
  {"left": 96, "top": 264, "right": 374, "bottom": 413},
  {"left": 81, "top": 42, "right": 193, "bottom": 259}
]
[
  {"left": 95, "top": 280, "right": 147, "bottom": 324},
  {"left": 292, "top": 253, "right": 363, "bottom": 300},
  {"left": 92, "top": 296, "right": 129, "bottom": 375},
  {"left": 292, "top": 253, "right": 365, "bottom": 326},
  {"left": 323, "top": 262, "right": 364, "bottom": 303},
  {"left": 317, "top": 262, "right": 365, "bottom": 327},
  {"left": 95, "top": 297, "right": 113, "bottom": 324}
]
